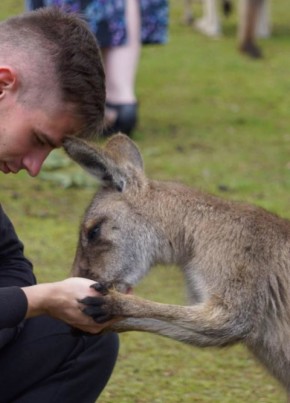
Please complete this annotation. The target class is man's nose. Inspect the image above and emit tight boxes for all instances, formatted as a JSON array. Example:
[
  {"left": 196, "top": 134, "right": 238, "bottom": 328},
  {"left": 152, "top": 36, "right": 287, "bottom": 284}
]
[{"left": 22, "top": 149, "right": 51, "bottom": 177}]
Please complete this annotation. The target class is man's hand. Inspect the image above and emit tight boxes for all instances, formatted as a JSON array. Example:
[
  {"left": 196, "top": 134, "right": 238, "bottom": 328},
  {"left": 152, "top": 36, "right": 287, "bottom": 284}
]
[{"left": 21, "top": 277, "right": 118, "bottom": 334}]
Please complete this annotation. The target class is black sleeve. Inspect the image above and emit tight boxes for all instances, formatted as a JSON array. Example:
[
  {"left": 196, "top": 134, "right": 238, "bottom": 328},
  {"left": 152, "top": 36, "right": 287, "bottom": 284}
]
[
  {"left": 0, "top": 287, "right": 28, "bottom": 328},
  {"left": 0, "top": 205, "right": 36, "bottom": 329}
]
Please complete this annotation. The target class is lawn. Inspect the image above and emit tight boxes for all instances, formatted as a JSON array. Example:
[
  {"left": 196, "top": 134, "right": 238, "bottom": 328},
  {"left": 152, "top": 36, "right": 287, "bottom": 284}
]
[{"left": 0, "top": 1, "right": 289, "bottom": 402}]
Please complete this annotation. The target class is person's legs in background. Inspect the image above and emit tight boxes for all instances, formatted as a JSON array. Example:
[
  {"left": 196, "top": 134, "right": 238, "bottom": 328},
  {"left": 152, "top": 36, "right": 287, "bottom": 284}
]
[
  {"left": 102, "top": 0, "right": 141, "bottom": 136},
  {"left": 24, "top": 0, "right": 141, "bottom": 137}
]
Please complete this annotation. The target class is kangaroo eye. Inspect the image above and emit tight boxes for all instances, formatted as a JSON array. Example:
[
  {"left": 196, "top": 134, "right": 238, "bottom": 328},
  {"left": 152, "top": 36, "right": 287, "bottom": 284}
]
[{"left": 87, "top": 224, "right": 101, "bottom": 242}]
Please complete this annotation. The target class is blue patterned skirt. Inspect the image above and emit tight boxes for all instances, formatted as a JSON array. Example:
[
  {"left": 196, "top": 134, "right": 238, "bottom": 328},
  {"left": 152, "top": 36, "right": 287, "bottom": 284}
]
[{"left": 25, "top": 0, "right": 169, "bottom": 47}]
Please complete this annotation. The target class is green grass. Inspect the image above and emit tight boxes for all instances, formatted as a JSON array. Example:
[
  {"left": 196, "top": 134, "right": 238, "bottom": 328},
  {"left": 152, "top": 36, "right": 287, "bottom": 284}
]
[{"left": 0, "top": 1, "right": 290, "bottom": 401}]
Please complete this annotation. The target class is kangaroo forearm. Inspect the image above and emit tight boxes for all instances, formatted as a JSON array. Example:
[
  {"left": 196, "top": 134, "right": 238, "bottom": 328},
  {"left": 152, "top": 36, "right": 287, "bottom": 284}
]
[{"left": 110, "top": 318, "right": 233, "bottom": 347}]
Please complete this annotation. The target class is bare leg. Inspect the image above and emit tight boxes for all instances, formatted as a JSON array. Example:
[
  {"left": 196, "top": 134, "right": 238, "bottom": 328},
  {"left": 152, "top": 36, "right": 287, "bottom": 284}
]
[
  {"left": 256, "top": 0, "right": 271, "bottom": 38},
  {"left": 238, "top": 0, "right": 264, "bottom": 58},
  {"left": 101, "top": 0, "right": 140, "bottom": 135},
  {"left": 102, "top": 0, "right": 141, "bottom": 105},
  {"left": 194, "top": 0, "right": 221, "bottom": 38}
]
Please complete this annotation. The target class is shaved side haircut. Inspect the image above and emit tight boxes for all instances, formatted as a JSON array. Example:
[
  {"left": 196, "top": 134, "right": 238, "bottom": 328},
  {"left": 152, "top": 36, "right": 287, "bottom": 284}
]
[{"left": 0, "top": 8, "right": 105, "bottom": 138}]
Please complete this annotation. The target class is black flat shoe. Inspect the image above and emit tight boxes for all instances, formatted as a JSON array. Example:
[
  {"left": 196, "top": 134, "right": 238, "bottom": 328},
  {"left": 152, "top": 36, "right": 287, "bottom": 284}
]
[{"left": 103, "top": 102, "right": 138, "bottom": 137}]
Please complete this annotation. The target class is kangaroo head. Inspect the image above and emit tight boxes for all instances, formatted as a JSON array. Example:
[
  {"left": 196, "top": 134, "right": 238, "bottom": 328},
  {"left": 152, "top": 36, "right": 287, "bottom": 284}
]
[{"left": 64, "top": 133, "right": 163, "bottom": 293}]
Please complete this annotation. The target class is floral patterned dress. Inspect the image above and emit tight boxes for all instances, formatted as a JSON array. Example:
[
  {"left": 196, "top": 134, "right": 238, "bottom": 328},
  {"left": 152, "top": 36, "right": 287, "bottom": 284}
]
[{"left": 25, "top": 0, "right": 169, "bottom": 47}]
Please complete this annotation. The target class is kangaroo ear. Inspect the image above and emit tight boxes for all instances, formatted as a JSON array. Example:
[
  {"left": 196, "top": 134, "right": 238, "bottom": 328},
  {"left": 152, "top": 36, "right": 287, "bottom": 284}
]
[
  {"left": 103, "top": 133, "right": 144, "bottom": 171},
  {"left": 63, "top": 137, "right": 125, "bottom": 192}
]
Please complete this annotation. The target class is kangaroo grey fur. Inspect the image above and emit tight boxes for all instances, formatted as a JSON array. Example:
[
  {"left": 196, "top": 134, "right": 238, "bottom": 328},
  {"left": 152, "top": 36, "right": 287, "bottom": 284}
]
[{"left": 64, "top": 133, "right": 290, "bottom": 400}]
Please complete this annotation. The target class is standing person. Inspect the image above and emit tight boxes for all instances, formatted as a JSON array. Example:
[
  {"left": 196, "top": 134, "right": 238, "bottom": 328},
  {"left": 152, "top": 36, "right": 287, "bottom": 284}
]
[
  {"left": 25, "top": 0, "right": 169, "bottom": 137},
  {"left": 0, "top": 8, "right": 119, "bottom": 403}
]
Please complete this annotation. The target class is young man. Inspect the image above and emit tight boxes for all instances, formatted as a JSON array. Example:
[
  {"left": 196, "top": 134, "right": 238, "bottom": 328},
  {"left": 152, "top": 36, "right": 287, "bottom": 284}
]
[{"left": 0, "top": 8, "right": 119, "bottom": 403}]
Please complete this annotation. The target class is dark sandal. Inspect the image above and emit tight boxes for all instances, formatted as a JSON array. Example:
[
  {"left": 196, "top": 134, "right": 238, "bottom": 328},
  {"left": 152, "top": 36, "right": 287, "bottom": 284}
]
[{"left": 103, "top": 102, "right": 138, "bottom": 137}]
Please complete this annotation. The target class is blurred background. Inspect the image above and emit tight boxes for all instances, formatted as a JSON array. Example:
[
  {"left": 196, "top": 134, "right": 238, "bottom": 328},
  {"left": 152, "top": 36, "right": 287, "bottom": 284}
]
[{"left": 0, "top": 1, "right": 289, "bottom": 401}]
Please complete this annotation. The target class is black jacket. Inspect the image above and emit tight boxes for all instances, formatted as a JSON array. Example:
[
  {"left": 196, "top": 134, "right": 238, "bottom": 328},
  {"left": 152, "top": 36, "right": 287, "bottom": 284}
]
[{"left": 0, "top": 205, "right": 36, "bottom": 347}]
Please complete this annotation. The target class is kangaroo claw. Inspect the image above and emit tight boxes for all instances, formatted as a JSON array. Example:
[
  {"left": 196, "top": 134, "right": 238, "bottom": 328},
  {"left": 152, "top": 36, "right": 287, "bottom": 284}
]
[{"left": 90, "top": 282, "right": 110, "bottom": 295}]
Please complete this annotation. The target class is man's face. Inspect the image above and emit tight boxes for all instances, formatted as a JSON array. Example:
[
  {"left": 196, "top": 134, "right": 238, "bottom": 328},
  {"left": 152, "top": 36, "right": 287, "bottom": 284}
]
[{"left": 0, "top": 95, "right": 80, "bottom": 177}]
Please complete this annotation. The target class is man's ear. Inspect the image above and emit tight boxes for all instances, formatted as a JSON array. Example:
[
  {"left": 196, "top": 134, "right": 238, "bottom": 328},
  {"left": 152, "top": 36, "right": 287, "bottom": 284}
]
[{"left": 0, "top": 67, "right": 17, "bottom": 99}]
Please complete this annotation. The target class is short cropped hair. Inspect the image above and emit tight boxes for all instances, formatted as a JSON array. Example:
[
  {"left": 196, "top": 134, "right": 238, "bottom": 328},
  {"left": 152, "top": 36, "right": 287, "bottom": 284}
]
[{"left": 0, "top": 7, "right": 105, "bottom": 138}]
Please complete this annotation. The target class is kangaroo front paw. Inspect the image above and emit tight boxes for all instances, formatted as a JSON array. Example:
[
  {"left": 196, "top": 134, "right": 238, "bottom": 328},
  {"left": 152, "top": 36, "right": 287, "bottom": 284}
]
[
  {"left": 90, "top": 281, "right": 111, "bottom": 295},
  {"left": 79, "top": 295, "right": 114, "bottom": 323},
  {"left": 80, "top": 287, "right": 128, "bottom": 323}
]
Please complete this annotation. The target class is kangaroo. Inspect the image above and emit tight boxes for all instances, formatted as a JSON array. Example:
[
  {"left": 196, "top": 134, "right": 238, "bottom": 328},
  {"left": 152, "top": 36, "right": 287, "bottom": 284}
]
[{"left": 64, "top": 133, "right": 290, "bottom": 400}]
